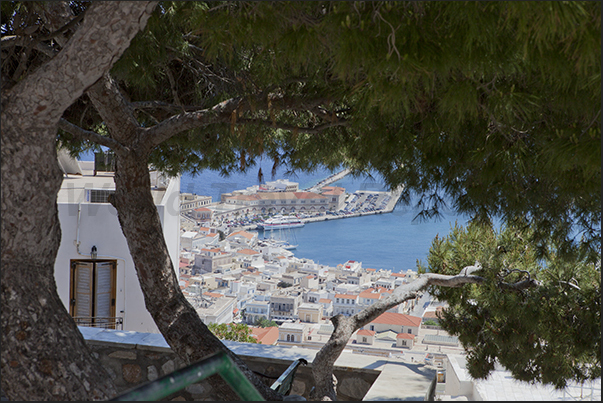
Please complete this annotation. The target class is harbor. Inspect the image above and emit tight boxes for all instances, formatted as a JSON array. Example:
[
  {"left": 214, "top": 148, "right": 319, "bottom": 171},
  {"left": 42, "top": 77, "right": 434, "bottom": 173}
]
[
  {"left": 179, "top": 166, "right": 469, "bottom": 271},
  {"left": 182, "top": 169, "right": 404, "bottom": 233}
]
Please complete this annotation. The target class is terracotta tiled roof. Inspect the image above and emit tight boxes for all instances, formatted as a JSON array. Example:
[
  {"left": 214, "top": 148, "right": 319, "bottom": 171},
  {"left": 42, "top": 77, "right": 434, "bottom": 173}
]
[
  {"left": 194, "top": 207, "right": 212, "bottom": 212},
  {"left": 357, "top": 329, "right": 376, "bottom": 336},
  {"left": 334, "top": 294, "right": 358, "bottom": 300},
  {"left": 319, "top": 298, "right": 332, "bottom": 303},
  {"left": 250, "top": 326, "right": 280, "bottom": 345},
  {"left": 293, "top": 192, "right": 327, "bottom": 200},
  {"left": 321, "top": 186, "right": 345, "bottom": 195},
  {"left": 228, "top": 230, "right": 255, "bottom": 239},
  {"left": 371, "top": 312, "right": 422, "bottom": 327},
  {"left": 391, "top": 273, "right": 406, "bottom": 277},
  {"left": 366, "top": 268, "right": 376, "bottom": 272},
  {"left": 359, "top": 290, "right": 382, "bottom": 299},
  {"left": 396, "top": 332, "right": 416, "bottom": 339},
  {"left": 236, "top": 248, "right": 261, "bottom": 255}
]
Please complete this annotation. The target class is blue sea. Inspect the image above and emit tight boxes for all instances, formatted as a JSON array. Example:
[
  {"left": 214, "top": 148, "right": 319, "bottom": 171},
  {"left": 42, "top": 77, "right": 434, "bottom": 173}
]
[{"left": 181, "top": 163, "right": 471, "bottom": 272}]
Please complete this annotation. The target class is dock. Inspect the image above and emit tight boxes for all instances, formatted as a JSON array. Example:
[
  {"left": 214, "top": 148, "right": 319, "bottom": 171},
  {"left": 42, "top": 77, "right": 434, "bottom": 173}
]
[{"left": 304, "top": 168, "right": 351, "bottom": 192}]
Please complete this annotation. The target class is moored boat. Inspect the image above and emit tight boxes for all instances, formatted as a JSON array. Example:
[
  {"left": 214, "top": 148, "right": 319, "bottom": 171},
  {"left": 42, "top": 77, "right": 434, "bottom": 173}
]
[{"left": 257, "top": 214, "right": 305, "bottom": 230}]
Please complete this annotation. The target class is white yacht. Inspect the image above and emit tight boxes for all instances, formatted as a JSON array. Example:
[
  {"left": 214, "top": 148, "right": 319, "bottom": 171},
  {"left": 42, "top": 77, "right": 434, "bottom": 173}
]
[{"left": 257, "top": 214, "right": 305, "bottom": 230}]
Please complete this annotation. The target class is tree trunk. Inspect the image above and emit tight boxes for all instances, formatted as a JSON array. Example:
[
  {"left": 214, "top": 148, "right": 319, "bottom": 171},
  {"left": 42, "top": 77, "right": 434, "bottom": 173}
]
[
  {"left": 1, "top": 2, "right": 156, "bottom": 400},
  {"left": 86, "top": 76, "right": 282, "bottom": 400}
]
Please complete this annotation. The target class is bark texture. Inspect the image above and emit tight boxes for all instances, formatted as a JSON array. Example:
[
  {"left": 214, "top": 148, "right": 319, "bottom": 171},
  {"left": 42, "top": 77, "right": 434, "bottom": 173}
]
[
  {"left": 85, "top": 75, "right": 283, "bottom": 401},
  {"left": 1, "top": 2, "right": 156, "bottom": 400}
]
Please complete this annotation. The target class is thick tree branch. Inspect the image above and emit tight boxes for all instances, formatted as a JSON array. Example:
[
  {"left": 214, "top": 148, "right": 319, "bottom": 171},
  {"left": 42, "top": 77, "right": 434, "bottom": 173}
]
[
  {"left": 309, "top": 262, "right": 540, "bottom": 400},
  {"left": 58, "top": 118, "right": 127, "bottom": 153},
  {"left": 143, "top": 94, "right": 340, "bottom": 148}
]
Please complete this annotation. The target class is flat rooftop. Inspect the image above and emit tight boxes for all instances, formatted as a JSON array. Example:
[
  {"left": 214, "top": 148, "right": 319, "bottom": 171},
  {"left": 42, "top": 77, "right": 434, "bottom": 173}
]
[{"left": 57, "top": 160, "right": 167, "bottom": 205}]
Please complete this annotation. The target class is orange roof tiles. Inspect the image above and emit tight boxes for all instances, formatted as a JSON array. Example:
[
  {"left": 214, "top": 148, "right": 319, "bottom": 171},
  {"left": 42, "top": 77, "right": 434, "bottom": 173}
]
[
  {"left": 228, "top": 230, "right": 255, "bottom": 239},
  {"left": 359, "top": 290, "right": 382, "bottom": 299},
  {"left": 250, "top": 326, "right": 280, "bottom": 345},
  {"left": 321, "top": 186, "right": 345, "bottom": 195},
  {"left": 371, "top": 312, "right": 422, "bottom": 327},
  {"left": 319, "top": 298, "right": 332, "bottom": 303},
  {"left": 237, "top": 248, "right": 261, "bottom": 255},
  {"left": 396, "top": 333, "right": 416, "bottom": 339},
  {"left": 357, "top": 329, "right": 376, "bottom": 336},
  {"left": 335, "top": 294, "right": 358, "bottom": 300},
  {"left": 293, "top": 192, "right": 327, "bottom": 200}
]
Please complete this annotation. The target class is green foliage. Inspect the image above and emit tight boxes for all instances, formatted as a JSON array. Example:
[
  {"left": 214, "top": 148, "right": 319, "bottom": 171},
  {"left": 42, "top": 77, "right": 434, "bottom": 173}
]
[
  {"left": 277, "top": 281, "right": 293, "bottom": 289},
  {"left": 254, "top": 317, "right": 278, "bottom": 328},
  {"left": 423, "top": 319, "right": 439, "bottom": 327},
  {"left": 85, "top": 0, "right": 599, "bottom": 261},
  {"left": 189, "top": 1, "right": 601, "bottom": 260},
  {"left": 207, "top": 322, "right": 258, "bottom": 344},
  {"left": 420, "top": 221, "right": 601, "bottom": 389}
]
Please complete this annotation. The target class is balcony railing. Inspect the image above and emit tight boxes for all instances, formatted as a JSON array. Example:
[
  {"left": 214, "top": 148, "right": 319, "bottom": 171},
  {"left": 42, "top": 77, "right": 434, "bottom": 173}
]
[{"left": 73, "top": 317, "right": 124, "bottom": 330}]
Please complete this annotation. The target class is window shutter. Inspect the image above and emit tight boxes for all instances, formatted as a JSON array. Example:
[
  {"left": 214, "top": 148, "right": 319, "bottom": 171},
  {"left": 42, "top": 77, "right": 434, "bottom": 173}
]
[
  {"left": 95, "top": 262, "right": 115, "bottom": 321},
  {"left": 72, "top": 262, "right": 94, "bottom": 319}
]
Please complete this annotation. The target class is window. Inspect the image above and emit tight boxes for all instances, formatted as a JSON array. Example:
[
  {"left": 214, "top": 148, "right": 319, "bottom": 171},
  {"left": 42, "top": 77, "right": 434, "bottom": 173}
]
[
  {"left": 363, "top": 337, "right": 367, "bottom": 343},
  {"left": 407, "top": 328, "right": 412, "bottom": 334},
  {"left": 286, "top": 334, "right": 291, "bottom": 342},
  {"left": 402, "top": 340, "right": 407, "bottom": 346},
  {"left": 89, "top": 189, "right": 115, "bottom": 203},
  {"left": 70, "top": 260, "right": 117, "bottom": 328},
  {"left": 370, "top": 325, "right": 374, "bottom": 331}
]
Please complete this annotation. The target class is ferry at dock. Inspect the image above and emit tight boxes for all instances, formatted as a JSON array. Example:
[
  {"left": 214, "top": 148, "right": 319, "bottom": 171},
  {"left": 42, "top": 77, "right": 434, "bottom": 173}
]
[{"left": 257, "top": 214, "right": 305, "bottom": 230}]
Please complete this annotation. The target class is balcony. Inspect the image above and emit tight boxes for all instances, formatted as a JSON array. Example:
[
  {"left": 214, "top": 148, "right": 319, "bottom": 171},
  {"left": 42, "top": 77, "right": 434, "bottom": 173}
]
[{"left": 73, "top": 316, "right": 123, "bottom": 330}]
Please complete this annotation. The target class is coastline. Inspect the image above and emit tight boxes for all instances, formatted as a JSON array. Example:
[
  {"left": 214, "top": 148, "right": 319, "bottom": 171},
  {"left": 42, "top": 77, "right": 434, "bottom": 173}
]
[{"left": 227, "top": 185, "right": 403, "bottom": 233}]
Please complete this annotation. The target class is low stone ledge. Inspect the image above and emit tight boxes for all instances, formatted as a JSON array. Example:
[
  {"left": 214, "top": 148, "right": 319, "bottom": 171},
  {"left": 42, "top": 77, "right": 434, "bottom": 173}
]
[{"left": 80, "top": 327, "right": 434, "bottom": 401}]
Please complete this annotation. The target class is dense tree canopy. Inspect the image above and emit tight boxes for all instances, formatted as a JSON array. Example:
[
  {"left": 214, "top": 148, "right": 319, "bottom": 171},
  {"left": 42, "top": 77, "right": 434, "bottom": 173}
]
[
  {"left": 420, "top": 221, "right": 600, "bottom": 389},
  {"left": 61, "top": 1, "right": 600, "bottom": 258}
]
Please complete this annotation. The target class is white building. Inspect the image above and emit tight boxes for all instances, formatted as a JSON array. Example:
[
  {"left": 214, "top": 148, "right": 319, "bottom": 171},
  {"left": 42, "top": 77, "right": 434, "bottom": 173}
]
[
  {"left": 339, "top": 260, "right": 362, "bottom": 274},
  {"left": 244, "top": 300, "right": 271, "bottom": 325},
  {"left": 278, "top": 322, "right": 308, "bottom": 344},
  {"left": 55, "top": 156, "right": 180, "bottom": 334},
  {"left": 196, "top": 294, "right": 237, "bottom": 325},
  {"left": 298, "top": 303, "right": 323, "bottom": 323},
  {"left": 333, "top": 294, "right": 359, "bottom": 316}
]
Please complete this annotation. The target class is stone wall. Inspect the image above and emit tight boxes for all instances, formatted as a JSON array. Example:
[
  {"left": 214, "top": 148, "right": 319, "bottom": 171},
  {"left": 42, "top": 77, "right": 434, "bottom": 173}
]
[{"left": 84, "top": 338, "right": 379, "bottom": 401}]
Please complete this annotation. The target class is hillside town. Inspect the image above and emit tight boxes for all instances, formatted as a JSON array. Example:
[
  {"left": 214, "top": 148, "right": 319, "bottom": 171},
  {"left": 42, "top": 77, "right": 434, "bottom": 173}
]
[{"left": 176, "top": 176, "right": 460, "bottom": 360}]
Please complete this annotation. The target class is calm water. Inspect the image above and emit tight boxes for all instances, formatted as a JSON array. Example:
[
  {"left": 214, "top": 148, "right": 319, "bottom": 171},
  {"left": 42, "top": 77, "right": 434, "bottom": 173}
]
[{"left": 181, "top": 163, "right": 470, "bottom": 272}]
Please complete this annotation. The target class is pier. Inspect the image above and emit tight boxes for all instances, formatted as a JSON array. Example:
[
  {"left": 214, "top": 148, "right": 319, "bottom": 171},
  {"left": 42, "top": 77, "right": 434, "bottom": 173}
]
[{"left": 304, "top": 168, "right": 351, "bottom": 192}]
